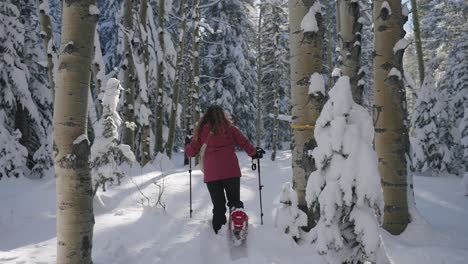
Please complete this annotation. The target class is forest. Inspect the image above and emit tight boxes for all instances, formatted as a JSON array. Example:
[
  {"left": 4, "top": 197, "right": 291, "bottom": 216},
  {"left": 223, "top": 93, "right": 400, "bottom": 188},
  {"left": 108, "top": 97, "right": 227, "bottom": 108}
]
[{"left": 0, "top": 0, "right": 467, "bottom": 263}]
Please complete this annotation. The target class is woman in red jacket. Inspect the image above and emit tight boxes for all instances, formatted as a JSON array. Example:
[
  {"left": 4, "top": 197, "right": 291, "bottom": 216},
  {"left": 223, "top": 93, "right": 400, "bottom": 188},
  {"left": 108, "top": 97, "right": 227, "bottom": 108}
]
[{"left": 185, "top": 105, "right": 263, "bottom": 234}]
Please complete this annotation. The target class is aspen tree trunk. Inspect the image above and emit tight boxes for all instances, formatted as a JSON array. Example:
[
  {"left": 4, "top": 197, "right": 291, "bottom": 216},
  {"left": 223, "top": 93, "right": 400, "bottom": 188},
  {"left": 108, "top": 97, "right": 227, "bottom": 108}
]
[
  {"left": 325, "top": 0, "right": 333, "bottom": 86},
  {"left": 184, "top": 0, "right": 200, "bottom": 165},
  {"left": 373, "top": 0, "right": 409, "bottom": 235},
  {"left": 190, "top": 0, "right": 201, "bottom": 125},
  {"left": 38, "top": 0, "right": 56, "bottom": 103},
  {"left": 256, "top": 4, "right": 264, "bottom": 147},
  {"left": 289, "top": 0, "right": 325, "bottom": 229},
  {"left": 91, "top": 29, "right": 103, "bottom": 118},
  {"left": 140, "top": 0, "right": 151, "bottom": 165},
  {"left": 54, "top": 0, "right": 97, "bottom": 263},
  {"left": 411, "top": 0, "right": 425, "bottom": 84},
  {"left": 337, "top": 0, "right": 362, "bottom": 104},
  {"left": 271, "top": 15, "right": 280, "bottom": 162},
  {"left": 155, "top": 0, "right": 166, "bottom": 154},
  {"left": 167, "top": 0, "right": 188, "bottom": 158},
  {"left": 122, "top": 0, "right": 136, "bottom": 151},
  {"left": 184, "top": 0, "right": 199, "bottom": 134}
]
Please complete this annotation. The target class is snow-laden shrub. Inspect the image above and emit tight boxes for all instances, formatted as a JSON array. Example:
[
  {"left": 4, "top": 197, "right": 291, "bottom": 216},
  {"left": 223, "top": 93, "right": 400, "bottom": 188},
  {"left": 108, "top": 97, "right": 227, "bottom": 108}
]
[
  {"left": 91, "top": 78, "right": 135, "bottom": 193},
  {"left": 305, "top": 77, "right": 383, "bottom": 263},
  {"left": 274, "top": 182, "right": 307, "bottom": 241}
]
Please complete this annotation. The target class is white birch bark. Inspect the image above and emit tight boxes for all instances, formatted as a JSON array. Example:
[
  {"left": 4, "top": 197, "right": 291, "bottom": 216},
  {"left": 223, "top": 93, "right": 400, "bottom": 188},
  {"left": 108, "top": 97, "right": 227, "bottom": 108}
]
[
  {"left": 337, "top": 0, "right": 363, "bottom": 104},
  {"left": 122, "top": 0, "right": 136, "bottom": 151},
  {"left": 154, "top": 0, "right": 166, "bottom": 154},
  {"left": 167, "top": 0, "right": 188, "bottom": 158},
  {"left": 140, "top": 0, "right": 151, "bottom": 165},
  {"left": 54, "top": 0, "right": 98, "bottom": 263},
  {"left": 38, "top": 0, "right": 57, "bottom": 103},
  {"left": 289, "top": 0, "right": 325, "bottom": 229},
  {"left": 373, "top": 0, "right": 410, "bottom": 235}
]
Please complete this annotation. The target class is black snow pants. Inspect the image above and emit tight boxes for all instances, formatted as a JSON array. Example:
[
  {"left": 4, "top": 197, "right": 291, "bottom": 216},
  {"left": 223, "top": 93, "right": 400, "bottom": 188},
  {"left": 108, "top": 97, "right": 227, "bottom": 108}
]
[{"left": 206, "top": 177, "right": 243, "bottom": 233}]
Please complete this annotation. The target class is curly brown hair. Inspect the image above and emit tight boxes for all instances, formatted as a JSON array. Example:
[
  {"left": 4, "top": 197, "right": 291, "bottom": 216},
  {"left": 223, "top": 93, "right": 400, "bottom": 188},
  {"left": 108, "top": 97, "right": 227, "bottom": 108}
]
[{"left": 194, "top": 105, "right": 232, "bottom": 141}]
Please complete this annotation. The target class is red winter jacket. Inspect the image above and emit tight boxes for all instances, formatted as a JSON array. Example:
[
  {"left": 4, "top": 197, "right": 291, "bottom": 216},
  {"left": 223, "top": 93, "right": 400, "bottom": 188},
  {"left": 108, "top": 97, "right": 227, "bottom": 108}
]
[{"left": 185, "top": 122, "right": 257, "bottom": 183}]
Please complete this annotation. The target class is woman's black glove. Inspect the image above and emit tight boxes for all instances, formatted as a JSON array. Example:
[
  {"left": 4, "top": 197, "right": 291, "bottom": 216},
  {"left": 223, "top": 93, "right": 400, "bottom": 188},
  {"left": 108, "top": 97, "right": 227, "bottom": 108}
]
[{"left": 252, "top": 147, "right": 265, "bottom": 159}]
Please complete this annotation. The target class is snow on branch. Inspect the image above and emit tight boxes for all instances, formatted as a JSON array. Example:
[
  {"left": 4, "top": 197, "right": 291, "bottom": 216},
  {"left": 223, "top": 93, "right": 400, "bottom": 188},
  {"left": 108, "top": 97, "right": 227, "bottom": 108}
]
[
  {"left": 308, "top": 72, "right": 325, "bottom": 96},
  {"left": 380, "top": 1, "right": 392, "bottom": 16},
  {"left": 388, "top": 67, "right": 402, "bottom": 80},
  {"left": 393, "top": 38, "right": 409, "bottom": 54},
  {"left": 301, "top": 1, "right": 322, "bottom": 33}
]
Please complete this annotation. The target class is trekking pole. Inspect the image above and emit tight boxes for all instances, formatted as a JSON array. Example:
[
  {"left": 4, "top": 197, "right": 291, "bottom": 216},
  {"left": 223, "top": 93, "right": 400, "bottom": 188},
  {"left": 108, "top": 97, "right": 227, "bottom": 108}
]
[
  {"left": 252, "top": 157, "right": 264, "bottom": 225},
  {"left": 189, "top": 157, "right": 193, "bottom": 218}
]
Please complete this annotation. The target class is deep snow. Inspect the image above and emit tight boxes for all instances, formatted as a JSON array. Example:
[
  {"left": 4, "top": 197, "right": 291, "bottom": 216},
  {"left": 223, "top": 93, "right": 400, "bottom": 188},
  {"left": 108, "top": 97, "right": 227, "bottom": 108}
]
[{"left": 1, "top": 151, "right": 467, "bottom": 263}]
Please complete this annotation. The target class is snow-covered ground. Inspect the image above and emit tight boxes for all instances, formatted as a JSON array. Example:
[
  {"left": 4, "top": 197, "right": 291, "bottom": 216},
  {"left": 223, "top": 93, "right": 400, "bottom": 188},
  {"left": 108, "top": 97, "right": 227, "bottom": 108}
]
[{"left": 1, "top": 150, "right": 467, "bottom": 263}]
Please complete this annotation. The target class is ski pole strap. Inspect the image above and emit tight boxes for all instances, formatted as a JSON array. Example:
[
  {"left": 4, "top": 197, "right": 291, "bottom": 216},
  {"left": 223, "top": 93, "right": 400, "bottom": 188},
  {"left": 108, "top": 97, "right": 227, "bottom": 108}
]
[{"left": 290, "top": 124, "right": 315, "bottom": 130}]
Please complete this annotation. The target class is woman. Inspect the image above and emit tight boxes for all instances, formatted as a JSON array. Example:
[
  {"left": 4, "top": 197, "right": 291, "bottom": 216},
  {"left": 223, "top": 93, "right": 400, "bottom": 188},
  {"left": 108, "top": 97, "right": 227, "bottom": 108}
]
[{"left": 185, "top": 105, "right": 263, "bottom": 234}]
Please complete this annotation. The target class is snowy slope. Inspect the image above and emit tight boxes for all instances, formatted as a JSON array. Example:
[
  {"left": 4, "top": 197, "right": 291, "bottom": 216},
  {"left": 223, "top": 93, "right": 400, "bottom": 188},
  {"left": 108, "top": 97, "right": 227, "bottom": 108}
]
[{"left": 1, "top": 150, "right": 467, "bottom": 263}]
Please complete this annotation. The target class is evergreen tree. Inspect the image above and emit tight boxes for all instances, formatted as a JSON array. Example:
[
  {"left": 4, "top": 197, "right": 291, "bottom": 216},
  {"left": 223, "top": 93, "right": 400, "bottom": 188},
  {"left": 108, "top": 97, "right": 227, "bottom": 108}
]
[
  {"left": 199, "top": 0, "right": 257, "bottom": 139},
  {"left": 91, "top": 79, "right": 136, "bottom": 193},
  {"left": 97, "top": 0, "right": 123, "bottom": 72},
  {"left": 260, "top": 0, "right": 290, "bottom": 156},
  {"left": 306, "top": 77, "right": 383, "bottom": 263},
  {"left": 21, "top": 0, "right": 54, "bottom": 177},
  {"left": 446, "top": 29, "right": 468, "bottom": 175},
  {"left": 0, "top": 1, "right": 48, "bottom": 178},
  {"left": 274, "top": 182, "right": 307, "bottom": 241},
  {"left": 410, "top": 75, "right": 451, "bottom": 175}
]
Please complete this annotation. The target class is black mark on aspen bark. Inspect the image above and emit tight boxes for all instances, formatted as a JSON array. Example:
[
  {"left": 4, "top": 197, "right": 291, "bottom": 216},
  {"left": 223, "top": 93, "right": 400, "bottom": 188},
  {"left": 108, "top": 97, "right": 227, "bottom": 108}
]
[
  {"left": 63, "top": 43, "right": 79, "bottom": 54},
  {"left": 81, "top": 235, "right": 91, "bottom": 257}
]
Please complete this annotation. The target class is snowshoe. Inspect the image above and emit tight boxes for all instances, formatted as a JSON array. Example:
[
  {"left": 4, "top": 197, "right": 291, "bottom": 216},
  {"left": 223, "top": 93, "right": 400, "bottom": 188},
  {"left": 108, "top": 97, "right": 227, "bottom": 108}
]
[{"left": 229, "top": 208, "right": 248, "bottom": 246}]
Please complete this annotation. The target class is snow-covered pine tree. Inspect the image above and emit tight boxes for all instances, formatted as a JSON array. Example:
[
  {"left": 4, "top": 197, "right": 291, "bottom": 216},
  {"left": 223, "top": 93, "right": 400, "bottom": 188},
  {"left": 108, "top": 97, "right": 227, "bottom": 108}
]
[
  {"left": 21, "top": 0, "right": 54, "bottom": 177},
  {"left": 410, "top": 75, "right": 451, "bottom": 176},
  {"left": 0, "top": 1, "right": 47, "bottom": 179},
  {"left": 444, "top": 28, "right": 468, "bottom": 176},
  {"left": 306, "top": 76, "right": 383, "bottom": 263},
  {"left": 274, "top": 182, "right": 307, "bottom": 241},
  {"left": 260, "top": 0, "right": 290, "bottom": 159},
  {"left": 199, "top": 0, "right": 257, "bottom": 139},
  {"left": 91, "top": 78, "right": 136, "bottom": 192},
  {"left": 96, "top": 0, "right": 123, "bottom": 72}
]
